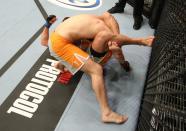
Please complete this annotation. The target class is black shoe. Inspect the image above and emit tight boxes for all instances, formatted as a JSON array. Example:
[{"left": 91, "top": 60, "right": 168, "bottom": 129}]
[
  {"left": 148, "top": 20, "right": 157, "bottom": 29},
  {"left": 108, "top": 3, "right": 124, "bottom": 14},
  {"left": 133, "top": 17, "right": 143, "bottom": 30}
]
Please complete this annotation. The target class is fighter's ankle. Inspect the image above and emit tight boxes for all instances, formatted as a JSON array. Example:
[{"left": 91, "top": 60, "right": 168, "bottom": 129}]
[{"left": 102, "top": 108, "right": 112, "bottom": 116}]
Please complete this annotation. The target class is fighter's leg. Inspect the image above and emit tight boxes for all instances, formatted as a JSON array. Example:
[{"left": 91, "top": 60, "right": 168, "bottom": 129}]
[
  {"left": 111, "top": 34, "right": 154, "bottom": 47},
  {"left": 108, "top": 42, "right": 131, "bottom": 71},
  {"left": 80, "top": 58, "right": 128, "bottom": 123},
  {"left": 88, "top": 31, "right": 130, "bottom": 123},
  {"left": 52, "top": 39, "right": 91, "bottom": 71},
  {"left": 50, "top": 37, "right": 128, "bottom": 123}
]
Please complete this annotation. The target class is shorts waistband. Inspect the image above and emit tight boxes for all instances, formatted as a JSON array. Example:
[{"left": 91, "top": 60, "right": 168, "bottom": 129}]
[{"left": 50, "top": 31, "right": 72, "bottom": 43}]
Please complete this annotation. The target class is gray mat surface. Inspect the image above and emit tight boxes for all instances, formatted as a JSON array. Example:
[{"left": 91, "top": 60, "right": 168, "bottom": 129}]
[{"left": 55, "top": 44, "right": 152, "bottom": 131}]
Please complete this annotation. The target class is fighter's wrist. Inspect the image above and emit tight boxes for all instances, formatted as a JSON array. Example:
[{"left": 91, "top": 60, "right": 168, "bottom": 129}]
[{"left": 44, "top": 22, "right": 52, "bottom": 28}]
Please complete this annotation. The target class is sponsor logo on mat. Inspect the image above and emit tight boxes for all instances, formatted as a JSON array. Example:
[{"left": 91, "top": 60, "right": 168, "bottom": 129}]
[
  {"left": 0, "top": 50, "right": 77, "bottom": 131},
  {"left": 48, "top": 0, "right": 102, "bottom": 10},
  {"left": 7, "top": 58, "right": 60, "bottom": 118}
]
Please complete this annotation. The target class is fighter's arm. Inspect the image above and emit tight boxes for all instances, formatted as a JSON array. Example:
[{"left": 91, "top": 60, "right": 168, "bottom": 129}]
[
  {"left": 41, "top": 27, "right": 49, "bottom": 46},
  {"left": 101, "top": 12, "right": 154, "bottom": 46},
  {"left": 101, "top": 12, "right": 120, "bottom": 34},
  {"left": 40, "top": 15, "right": 57, "bottom": 46}
]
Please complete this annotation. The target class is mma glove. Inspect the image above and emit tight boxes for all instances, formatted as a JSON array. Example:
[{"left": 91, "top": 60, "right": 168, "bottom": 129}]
[
  {"left": 44, "top": 15, "right": 56, "bottom": 28},
  {"left": 44, "top": 21, "right": 52, "bottom": 28}
]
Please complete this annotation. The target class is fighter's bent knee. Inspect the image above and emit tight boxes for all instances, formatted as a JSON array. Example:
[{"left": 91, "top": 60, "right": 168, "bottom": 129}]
[
  {"left": 93, "top": 62, "right": 103, "bottom": 71},
  {"left": 91, "top": 62, "right": 103, "bottom": 74},
  {"left": 81, "top": 59, "right": 103, "bottom": 75}
]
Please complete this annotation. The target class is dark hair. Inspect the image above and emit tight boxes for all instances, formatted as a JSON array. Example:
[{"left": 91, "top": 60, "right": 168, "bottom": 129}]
[
  {"left": 46, "top": 15, "right": 56, "bottom": 22},
  {"left": 62, "top": 17, "right": 70, "bottom": 22}
]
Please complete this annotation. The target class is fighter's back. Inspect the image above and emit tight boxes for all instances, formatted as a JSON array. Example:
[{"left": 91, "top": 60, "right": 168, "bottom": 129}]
[{"left": 55, "top": 14, "right": 109, "bottom": 41}]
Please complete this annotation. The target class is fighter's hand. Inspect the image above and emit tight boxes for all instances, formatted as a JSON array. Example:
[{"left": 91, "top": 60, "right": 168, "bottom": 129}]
[
  {"left": 141, "top": 36, "right": 155, "bottom": 46},
  {"left": 48, "top": 17, "right": 57, "bottom": 24},
  {"left": 108, "top": 40, "right": 120, "bottom": 47},
  {"left": 52, "top": 62, "right": 67, "bottom": 73},
  {"left": 44, "top": 15, "right": 57, "bottom": 28}
]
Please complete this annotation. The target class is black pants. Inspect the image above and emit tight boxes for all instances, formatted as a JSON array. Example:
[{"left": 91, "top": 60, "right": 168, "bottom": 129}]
[
  {"left": 117, "top": 0, "right": 144, "bottom": 18},
  {"left": 149, "top": 0, "right": 165, "bottom": 28}
]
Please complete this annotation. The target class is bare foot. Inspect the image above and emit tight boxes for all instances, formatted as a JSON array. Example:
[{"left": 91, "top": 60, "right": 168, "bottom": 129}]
[
  {"left": 102, "top": 111, "right": 128, "bottom": 124},
  {"left": 142, "top": 36, "right": 155, "bottom": 46}
]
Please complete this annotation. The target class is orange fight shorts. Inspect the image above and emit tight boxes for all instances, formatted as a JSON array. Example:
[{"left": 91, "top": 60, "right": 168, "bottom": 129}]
[{"left": 49, "top": 31, "right": 90, "bottom": 75}]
